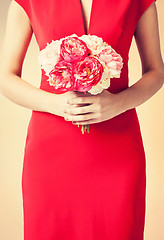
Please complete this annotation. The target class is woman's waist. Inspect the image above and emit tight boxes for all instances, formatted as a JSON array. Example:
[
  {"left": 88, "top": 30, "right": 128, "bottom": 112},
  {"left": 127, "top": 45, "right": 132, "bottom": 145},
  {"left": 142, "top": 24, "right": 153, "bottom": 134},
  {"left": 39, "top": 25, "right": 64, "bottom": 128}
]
[
  {"left": 23, "top": 108, "right": 144, "bottom": 158},
  {"left": 27, "top": 107, "right": 140, "bottom": 136}
]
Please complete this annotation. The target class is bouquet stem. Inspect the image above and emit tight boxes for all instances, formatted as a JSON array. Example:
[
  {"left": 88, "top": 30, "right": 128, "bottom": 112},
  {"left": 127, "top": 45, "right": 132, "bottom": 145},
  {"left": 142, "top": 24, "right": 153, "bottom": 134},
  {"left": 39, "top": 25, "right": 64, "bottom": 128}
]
[
  {"left": 81, "top": 124, "right": 89, "bottom": 134},
  {"left": 77, "top": 124, "right": 89, "bottom": 134}
]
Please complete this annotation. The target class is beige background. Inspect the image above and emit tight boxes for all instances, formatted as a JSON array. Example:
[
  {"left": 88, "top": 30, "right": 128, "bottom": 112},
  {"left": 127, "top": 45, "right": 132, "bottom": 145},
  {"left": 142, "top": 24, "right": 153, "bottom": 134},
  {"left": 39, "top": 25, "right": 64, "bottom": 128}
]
[{"left": 0, "top": 0, "right": 164, "bottom": 239}]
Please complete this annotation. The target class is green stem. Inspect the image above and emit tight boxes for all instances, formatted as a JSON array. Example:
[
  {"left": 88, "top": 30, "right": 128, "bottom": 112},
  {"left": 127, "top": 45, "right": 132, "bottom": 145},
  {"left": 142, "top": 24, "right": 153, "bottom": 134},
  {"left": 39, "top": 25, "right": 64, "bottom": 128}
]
[
  {"left": 87, "top": 124, "right": 90, "bottom": 133},
  {"left": 81, "top": 125, "right": 84, "bottom": 134}
]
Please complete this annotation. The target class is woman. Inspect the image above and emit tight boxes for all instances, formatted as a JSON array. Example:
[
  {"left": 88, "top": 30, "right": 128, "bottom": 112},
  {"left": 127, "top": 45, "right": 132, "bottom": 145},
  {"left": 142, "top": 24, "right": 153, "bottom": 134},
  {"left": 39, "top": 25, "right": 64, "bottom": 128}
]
[{"left": 0, "top": 0, "right": 163, "bottom": 239}]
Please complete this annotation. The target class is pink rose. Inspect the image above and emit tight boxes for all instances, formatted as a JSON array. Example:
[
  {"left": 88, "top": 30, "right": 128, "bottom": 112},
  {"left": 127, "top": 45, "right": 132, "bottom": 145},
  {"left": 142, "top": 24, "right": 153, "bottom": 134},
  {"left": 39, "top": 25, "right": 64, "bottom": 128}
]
[
  {"left": 97, "top": 47, "right": 123, "bottom": 77},
  {"left": 48, "top": 60, "right": 74, "bottom": 93},
  {"left": 60, "top": 36, "right": 89, "bottom": 63},
  {"left": 72, "top": 56, "right": 104, "bottom": 92}
]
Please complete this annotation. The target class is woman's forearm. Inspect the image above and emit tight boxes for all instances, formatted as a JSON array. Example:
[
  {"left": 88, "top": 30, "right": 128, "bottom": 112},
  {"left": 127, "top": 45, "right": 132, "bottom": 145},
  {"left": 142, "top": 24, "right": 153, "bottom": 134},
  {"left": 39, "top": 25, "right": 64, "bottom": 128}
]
[
  {"left": 118, "top": 69, "right": 164, "bottom": 112},
  {"left": 0, "top": 73, "right": 54, "bottom": 112}
]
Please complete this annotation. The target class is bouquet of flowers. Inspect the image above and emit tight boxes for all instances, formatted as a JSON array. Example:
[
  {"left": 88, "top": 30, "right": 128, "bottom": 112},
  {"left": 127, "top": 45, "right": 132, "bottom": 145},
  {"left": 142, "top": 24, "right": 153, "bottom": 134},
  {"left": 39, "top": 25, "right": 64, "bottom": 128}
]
[{"left": 38, "top": 34, "right": 123, "bottom": 134}]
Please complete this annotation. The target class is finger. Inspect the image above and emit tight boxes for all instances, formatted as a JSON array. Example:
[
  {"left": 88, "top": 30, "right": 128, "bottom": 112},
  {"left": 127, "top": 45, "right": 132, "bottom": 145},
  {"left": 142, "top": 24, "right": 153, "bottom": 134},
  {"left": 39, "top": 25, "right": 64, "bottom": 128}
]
[
  {"left": 72, "top": 118, "right": 101, "bottom": 125},
  {"left": 65, "top": 104, "right": 94, "bottom": 115},
  {"left": 68, "top": 96, "right": 96, "bottom": 105},
  {"left": 64, "top": 112, "right": 100, "bottom": 122}
]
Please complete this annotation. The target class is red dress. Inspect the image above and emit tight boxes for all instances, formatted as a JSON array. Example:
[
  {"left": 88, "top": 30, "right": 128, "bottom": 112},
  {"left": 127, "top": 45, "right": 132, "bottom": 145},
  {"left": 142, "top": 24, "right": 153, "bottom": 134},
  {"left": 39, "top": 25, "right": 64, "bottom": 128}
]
[{"left": 11, "top": 0, "right": 156, "bottom": 239}]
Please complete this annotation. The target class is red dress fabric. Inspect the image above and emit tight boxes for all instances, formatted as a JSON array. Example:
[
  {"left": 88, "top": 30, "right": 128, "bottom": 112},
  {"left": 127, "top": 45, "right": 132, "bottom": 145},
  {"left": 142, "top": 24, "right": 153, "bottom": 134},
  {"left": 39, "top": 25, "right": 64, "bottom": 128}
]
[{"left": 11, "top": 0, "right": 156, "bottom": 239}]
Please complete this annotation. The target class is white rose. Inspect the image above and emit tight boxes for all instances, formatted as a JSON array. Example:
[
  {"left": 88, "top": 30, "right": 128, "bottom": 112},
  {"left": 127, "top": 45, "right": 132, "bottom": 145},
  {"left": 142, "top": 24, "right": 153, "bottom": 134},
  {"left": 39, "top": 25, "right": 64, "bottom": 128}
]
[
  {"left": 79, "top": 34, "right": 108, "bottom": 55},
  {"left": 38, "top": 40, "right": 61, "bottom": 75}
]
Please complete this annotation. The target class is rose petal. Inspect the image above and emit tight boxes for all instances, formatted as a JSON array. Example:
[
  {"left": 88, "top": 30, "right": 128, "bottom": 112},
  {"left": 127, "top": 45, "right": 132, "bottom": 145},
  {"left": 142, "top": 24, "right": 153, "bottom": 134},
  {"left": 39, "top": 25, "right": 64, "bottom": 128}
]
[
  {"left": 72, "top": 56, "right": 104, "bottom": 92},
  {"left": 48, "top": 60, "right": 74, "bottom": 93},
  {"left": 60, "top": 36, "right": 89, "bottom": 63}
]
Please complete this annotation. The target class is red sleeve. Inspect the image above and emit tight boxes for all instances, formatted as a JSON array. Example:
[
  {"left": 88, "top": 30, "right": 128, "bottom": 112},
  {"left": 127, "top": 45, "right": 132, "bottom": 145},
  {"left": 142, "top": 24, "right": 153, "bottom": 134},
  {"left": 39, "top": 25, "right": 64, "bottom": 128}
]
[{"left": 138, "top": 0, "right": 157, "bottom": 23}]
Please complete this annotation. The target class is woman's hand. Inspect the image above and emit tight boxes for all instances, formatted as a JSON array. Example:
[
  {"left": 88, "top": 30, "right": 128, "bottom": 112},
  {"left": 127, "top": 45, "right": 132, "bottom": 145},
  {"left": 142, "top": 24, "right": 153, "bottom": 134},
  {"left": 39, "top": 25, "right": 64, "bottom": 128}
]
[
  {"left": 47, "top": 90, "right": 91, "bottom": 118},
  {"left": 62, "top": 90, "right": 126, "bottom": 125}
]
